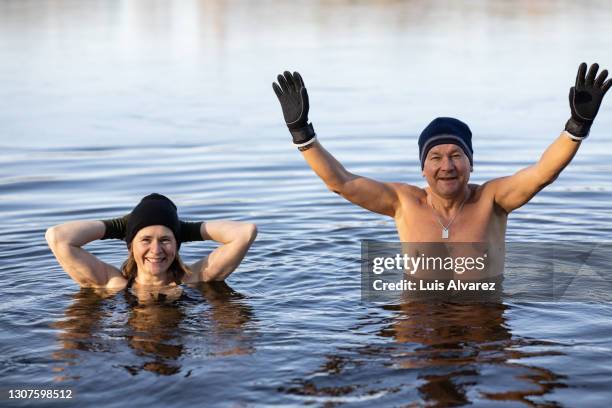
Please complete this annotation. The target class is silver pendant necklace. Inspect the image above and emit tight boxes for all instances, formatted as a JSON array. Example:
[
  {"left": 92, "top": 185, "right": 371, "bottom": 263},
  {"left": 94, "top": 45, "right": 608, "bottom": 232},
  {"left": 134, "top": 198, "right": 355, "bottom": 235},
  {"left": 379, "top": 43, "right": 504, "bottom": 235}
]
[{"left": 429, "top": 189, "right": 470, "bottom": 239}]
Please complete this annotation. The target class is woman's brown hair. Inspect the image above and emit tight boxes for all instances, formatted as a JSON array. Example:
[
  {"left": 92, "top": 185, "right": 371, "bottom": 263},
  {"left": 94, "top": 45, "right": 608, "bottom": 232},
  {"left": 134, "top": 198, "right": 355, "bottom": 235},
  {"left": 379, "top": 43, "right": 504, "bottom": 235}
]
[{"left": 121, "top": 244, "right": 190, "bottom": 287}]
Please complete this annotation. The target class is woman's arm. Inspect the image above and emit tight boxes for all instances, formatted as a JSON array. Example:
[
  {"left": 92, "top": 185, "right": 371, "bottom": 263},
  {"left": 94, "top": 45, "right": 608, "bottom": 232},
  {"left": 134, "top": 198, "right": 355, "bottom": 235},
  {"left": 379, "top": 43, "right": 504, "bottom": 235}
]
[
  {"left": 45, "top": 221, "right": 127, "bottom": 288},
  {"left": 185, "top": 221, "right": 257, "bottom": 283}
]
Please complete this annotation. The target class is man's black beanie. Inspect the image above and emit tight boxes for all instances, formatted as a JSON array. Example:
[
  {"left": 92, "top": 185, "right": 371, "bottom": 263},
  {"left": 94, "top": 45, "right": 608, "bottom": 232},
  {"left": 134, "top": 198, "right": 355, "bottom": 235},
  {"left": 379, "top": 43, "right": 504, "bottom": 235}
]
[
  {"left": 418, "top": 117, "right": 473, "bottom": 169},
  {"left": 125, "top": 193, "right": 181, "bottom": 249}
]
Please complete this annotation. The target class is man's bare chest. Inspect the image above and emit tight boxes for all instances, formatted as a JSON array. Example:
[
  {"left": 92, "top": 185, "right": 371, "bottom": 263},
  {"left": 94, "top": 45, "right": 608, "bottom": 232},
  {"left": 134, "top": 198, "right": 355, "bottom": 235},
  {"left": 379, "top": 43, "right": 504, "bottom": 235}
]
[{"left": 395, "top": 198, "right": 505, "bottom": 242}]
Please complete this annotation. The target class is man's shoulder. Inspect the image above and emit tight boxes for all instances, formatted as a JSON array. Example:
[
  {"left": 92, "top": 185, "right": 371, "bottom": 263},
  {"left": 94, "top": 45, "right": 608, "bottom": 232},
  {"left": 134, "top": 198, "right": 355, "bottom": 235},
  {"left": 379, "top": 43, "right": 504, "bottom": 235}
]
[
  {"left": 470, "top": 181, "right": 510, "bottom": 215},
  {"left": 387, "top": 182, "right": 426, "bottom": 197},
  {"left": 477, "top": 178, "right": 509, "bottom": 196},
  {"left": 385, "top": 183, "right": 427, "bottom": 207},
  {"left": 469, "top": 182, "right": 501, "bottom": 201}
]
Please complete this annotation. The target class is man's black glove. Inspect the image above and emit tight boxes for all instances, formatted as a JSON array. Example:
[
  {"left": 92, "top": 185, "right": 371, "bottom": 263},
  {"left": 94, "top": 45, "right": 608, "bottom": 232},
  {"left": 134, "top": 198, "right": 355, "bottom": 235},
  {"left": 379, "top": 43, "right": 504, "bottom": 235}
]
[
  {"left": 565, "top": 62, "right": 611, "bottom": 140},
  {"left": 273, "top": 71, "right": 317, "bottom": 150},
  {"left": 101, "top": 215, "right": 203, "bottom": 243}
]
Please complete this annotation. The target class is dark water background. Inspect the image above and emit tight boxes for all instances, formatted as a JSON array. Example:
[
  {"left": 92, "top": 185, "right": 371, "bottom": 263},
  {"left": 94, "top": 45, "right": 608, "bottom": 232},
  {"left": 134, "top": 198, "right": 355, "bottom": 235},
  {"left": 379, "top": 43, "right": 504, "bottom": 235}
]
[{"left": 1, "top": 1, "right": 612, "bottom": 406}]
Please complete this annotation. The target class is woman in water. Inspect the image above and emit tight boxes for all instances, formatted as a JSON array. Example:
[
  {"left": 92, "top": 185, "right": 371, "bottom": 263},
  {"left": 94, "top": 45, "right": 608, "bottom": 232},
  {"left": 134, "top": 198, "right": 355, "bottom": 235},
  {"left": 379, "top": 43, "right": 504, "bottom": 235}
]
[{"left": 45, "top": 193, "right": 257, "bottom": 292}]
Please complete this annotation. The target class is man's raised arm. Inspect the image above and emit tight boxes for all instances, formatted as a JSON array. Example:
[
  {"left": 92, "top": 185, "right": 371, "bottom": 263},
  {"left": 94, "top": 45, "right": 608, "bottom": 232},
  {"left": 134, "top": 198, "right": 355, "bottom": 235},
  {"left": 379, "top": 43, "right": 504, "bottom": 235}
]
[
  {"left": 492, "top": 63, "right": 611, "bottom": 213},
  {"left": 273, "top": 71, "right": 399, "bottom": 217}
]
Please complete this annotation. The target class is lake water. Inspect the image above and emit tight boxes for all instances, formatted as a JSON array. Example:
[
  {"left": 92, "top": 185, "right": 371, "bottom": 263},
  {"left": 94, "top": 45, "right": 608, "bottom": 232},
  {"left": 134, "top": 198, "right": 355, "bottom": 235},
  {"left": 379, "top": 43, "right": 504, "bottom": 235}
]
[{"left": 1, "top": 1, "right": 612, "bottom": 406}]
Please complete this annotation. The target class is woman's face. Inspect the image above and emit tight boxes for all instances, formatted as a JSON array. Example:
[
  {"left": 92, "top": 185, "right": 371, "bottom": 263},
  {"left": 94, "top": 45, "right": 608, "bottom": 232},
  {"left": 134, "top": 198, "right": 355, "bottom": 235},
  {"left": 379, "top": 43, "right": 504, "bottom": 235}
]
[{"left": 132, "top": 225, "right": 177, "bottom": 277}]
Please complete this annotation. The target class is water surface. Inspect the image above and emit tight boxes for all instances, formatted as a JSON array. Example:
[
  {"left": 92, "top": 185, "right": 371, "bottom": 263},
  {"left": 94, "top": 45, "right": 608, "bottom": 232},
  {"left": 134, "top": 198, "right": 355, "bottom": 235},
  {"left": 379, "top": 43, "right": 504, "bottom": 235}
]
[{"left": 2, "top": 1, "right": 612, "bottom": 407}]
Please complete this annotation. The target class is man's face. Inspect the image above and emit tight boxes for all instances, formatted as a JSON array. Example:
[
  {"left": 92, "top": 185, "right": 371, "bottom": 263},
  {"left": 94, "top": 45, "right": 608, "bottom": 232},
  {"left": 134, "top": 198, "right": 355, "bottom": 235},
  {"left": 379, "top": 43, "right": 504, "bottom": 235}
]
[{"left": 422, "top": 144, "right": 472, "bottom": 198}]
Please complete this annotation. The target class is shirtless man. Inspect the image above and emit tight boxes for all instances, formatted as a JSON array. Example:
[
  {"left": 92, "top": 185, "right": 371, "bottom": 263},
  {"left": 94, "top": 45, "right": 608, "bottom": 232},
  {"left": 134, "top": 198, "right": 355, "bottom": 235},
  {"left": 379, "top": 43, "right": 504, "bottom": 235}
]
[{"left": 273, "top": 63, "right": 610, "bottom": 279}]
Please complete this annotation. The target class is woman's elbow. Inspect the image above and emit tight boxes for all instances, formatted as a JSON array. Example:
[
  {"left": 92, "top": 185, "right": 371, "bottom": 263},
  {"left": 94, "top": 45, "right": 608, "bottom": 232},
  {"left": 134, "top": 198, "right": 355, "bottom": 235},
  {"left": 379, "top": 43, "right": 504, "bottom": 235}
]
[
  {"left": 244, "top": 223, "right": 257, "bottom": 243},
  {"left": 45, "top": 226, "right": 60, "bottom": 247},
  {"left": 46, "top": 225, "right": 77, "bottom": 252}
]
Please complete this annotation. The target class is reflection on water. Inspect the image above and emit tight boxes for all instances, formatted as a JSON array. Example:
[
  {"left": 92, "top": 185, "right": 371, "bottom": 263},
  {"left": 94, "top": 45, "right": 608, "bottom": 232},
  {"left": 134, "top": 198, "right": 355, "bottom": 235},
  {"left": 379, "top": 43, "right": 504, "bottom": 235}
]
[
  {"left": 385, "top": 302, "right": 564, "bottom": 406},
  {"left": 124, "top": 294, "right": 185, "bottom": 376},
  {"left": 51, "top": 288, "right": 113, "bottom": 382},
  {"left": 284, "top": 301, "right": 567, "bottom": 406},
  {"left": 52, "top": 282, "right": 255, "bottom": 379}
]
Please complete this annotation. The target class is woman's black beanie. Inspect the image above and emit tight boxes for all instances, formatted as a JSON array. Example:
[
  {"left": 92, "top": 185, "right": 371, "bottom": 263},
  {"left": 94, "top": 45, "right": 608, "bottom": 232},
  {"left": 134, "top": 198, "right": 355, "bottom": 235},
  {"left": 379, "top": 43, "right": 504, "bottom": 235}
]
[{"left": 125, "top": 193, "right": 181, "bottom": 249}]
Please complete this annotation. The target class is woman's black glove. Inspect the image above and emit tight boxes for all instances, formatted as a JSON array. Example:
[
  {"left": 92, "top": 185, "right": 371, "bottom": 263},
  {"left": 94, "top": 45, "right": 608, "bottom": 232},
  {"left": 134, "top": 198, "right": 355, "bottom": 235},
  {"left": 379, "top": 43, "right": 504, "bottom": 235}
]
[
  {"left": 565, "top": 62, "right": 612, "bottom": 139},
  {"left": 179, "top": 221, "right": 204, "bottom": 242},
  {"left": 101, "top": 215, "right": 129, "bottom": 240},
  {"left": 273, "top": 71, "right": 317, "bottom": 150}
]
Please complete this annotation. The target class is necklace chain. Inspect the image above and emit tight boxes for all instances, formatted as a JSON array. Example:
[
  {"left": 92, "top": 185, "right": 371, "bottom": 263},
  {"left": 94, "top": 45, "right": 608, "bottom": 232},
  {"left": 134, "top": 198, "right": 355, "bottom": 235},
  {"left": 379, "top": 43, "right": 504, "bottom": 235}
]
[{"left": 429, "top": 189, "right": 470, "bottom": 238}]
